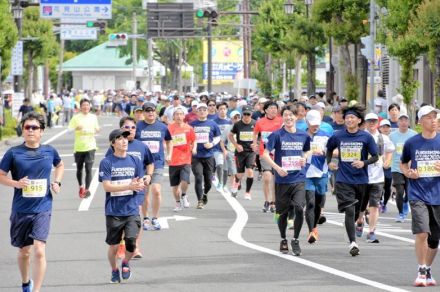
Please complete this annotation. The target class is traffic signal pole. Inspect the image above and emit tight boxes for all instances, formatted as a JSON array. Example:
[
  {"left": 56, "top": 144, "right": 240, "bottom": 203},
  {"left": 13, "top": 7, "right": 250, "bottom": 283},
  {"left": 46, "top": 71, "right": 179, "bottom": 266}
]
[
  {"left": 207, "top": 20, "right": 212, "bottom": 93},
  {"left": 369, "top": 0, "right": 375, "bottom": 111}
]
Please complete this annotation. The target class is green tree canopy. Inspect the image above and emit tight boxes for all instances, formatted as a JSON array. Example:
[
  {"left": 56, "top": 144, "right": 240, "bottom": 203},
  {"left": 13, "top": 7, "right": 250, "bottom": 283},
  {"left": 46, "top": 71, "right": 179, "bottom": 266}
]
[{"left": 0, "top": 0, "right": 19, "bottom": 82}]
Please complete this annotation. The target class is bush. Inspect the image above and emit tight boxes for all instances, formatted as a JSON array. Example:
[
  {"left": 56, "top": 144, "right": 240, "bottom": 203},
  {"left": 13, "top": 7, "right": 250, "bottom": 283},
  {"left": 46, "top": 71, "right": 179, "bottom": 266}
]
[{"left": 0, "top": 108, "right": 18, "bottom": 140}]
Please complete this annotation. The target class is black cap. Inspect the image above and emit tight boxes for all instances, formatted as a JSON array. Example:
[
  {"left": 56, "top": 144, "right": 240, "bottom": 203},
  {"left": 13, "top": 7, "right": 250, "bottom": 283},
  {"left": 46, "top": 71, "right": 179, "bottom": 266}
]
[
  {"left": 109, "top": 129, "right": 130, "bottom": 142},
  {"left": 242, "top": 105, "right": 253, "bottom": 114},
  {"left": 142, "top": 102, "right": 156, "bottom": 111},
  {"left": 133, "top": 106, "right": 143, "bottom": 112},
  {"left": 229, "top": 96, "right": 238, "bottom": 101}
]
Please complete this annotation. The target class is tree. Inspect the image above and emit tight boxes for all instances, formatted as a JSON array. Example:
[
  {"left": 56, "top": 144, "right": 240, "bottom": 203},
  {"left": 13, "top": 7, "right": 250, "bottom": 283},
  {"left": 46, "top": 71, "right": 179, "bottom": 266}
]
[
  {"left": 411, "top": 0, "right": 440, "bottom": 106},
  {"left": 0, "top": 0, "right": 19, "bottom": 82},
  {"left": 314, "top": 0, "right": 369, "bottom": 101}
]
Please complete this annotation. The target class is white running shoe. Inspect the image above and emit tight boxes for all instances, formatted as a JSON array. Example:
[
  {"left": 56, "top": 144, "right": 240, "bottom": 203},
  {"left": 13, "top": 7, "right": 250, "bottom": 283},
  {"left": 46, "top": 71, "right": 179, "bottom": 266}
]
[
  {"left": 173, "top": 202, "right": 182, "bottom": 212},
  {"left": 244, "top": 192, "right": 252, "bottom": 200},
  {"left": 182, "top": 196, "right": 190, "bottom": 208},
  {"left": 349, "top": 241, "right": 360, "bottom": 256}
]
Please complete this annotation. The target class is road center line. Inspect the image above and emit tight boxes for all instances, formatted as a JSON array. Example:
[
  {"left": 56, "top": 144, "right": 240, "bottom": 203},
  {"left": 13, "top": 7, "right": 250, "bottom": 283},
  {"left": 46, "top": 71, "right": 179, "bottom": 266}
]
[
  {"left": 43, "top": 129, "right": 69, "bottom": 145},
  {"left": 78, "top": 169, "right": 100, "bottom": 212},
  {"left": 220, "top": 190, "right": 410, "bottom": 292}
]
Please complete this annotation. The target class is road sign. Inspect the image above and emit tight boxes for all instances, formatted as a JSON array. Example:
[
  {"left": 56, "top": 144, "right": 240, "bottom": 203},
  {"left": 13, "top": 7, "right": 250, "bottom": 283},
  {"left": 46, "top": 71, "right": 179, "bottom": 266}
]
[
  {"left": 40, "top": 0, "right": 112, "bottom": 19},
  {"left": 11, "top": 41, "right": 23, "bottom": 76},
  {"left": 147, "top": 3, "right": 194, "bottom": 38},
  {"left": 60, "top": 25, "right": 98, "bottom": 40}
]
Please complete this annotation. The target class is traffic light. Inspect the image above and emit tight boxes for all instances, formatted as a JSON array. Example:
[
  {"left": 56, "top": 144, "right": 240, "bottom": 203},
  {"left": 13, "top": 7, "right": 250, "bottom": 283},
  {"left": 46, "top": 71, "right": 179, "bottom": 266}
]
[
  {"left": 86, "top": 21, "right": 106, "bottom": 34},
  {"left": 360, "top": 36, "right": 374, "bottom": 60},
  {"left": 195, "top": 8, "right": 218, "bottom": 26},
  {"left": 108, "top": 33, "right": 128, "bottom": 46}
]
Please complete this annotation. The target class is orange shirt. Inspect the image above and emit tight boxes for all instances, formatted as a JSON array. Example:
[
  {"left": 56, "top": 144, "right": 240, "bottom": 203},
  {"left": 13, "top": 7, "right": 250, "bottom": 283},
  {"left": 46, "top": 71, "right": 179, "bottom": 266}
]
[
  {"left": 254, "top": 115, "right": 284, "bottom": 155},
  {"left": 168, "top": 122, "right": 196, "bottom": 166}
]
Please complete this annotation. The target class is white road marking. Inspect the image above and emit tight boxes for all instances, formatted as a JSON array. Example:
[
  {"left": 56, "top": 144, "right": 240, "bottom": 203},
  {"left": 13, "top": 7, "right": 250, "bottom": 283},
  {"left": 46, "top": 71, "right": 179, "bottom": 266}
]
[
  {"left": 43, "top": 129, "right": 69, "bottom": 145},
  {"left": 78, "top": 169, "right": 100, "bottom": 211},
  {"left": 220, "top": 190, "right": 410, "bottom": 292},
  {"left": 157, "top": 215, "right": 196, "bottom": 229}
]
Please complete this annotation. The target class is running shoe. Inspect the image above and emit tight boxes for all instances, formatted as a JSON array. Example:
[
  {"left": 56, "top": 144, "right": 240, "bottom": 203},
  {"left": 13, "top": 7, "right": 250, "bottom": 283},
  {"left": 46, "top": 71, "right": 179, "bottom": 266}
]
[
  {"left": 317, "top": 215, "right": 326, "bottom": 225},
  {"left": 349, "top": 241, "right": 360, "bottom": 256},
  {"left": 355, "top": 223, "right": 364, "bottom": 238},
  {"left": 151, "top": 217, "right": 161, "bottom": 230},
  {"left": 280, "top": 239, "right": 289, "bottom": 254},
  {"left": 222, "top": 185, "right": 229, "bottom": 193},
  {"left": 414, "top": 267, "right": 427, "bottom": 287},
  {"left": 142, "top": 218, "right": 152, "bottom": 231},
  {"left": 426, "top": 268, "right": 437, "bottom": 286},
  {"left": 110, "top": 269, "right": 121, "bottom": 284},
  {"left": 395, "top": 214, "right": 405, "bottom": 223},
  {"left": 291, "top": 239, "right": 301, "bottom": 256},
  {"left": 379, "top": 201, "right": 386, "bottom": 213},
  {"left": 231, "top": 191, "right": 237, "bottom": 198},
  {"left": 182, "top": 196, "right": 190, "bottom": 208},
  {"left": 269, "top": 202, "right": 276, "bottom": 213},
  {"left": 262, "top": 201, "right": 270, "bottom": 213},
  {"left": 211, "top": 175, "right": 219, "bottom": 186},
  {"left": 132, "top": 251, "right": 143, "bottom": 260},
  {"left": 22, "top": 280, "right": 33, "bottom": 292},
  {"left": 197, "top": 200, "right": 204, "bottom": 209},
  {"left": 307, "top": 228, "right": 319, "bottom": 244},
  {"left": 83, "top": 189, "right": 91, "bottom": 198},
  {"left": 117, "top": 241, "right": 125, "bottom": 259},
  {"left": 121, "top": 262, "right": 131, "bottom": 281},
  {"left": 79, "top": 186, "right": 86, "bottom": 198},
  {"left": 202, "top": 194, "right": 208, "bottom": 205},
  {"left": 257, "top": 172, "right": 262, "bottom": 181},
  {"left": 366, "top": 232, "right": 379, "bottom": 243},
  {"left": 173, "top": 202, "right": 182, "bottom": 212},
  {"left": 287, "top": 219, "right": 294, "bottom": 230},
  {"left": 244, "top": 192, "right": 252, "bottom": 200},
  {"left": 216, "top": 183, "right": 223, "bottom": 192},
  {"left": 403, "top": 202, "right": 410, "bottom": 217},
  {"left": 230, "top": 180, "right": 239, "bottom": 193}
]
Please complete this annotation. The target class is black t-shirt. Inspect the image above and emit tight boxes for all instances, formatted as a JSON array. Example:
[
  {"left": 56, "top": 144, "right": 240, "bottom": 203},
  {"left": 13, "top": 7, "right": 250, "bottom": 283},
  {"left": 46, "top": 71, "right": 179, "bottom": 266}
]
[
  {"left": 251, "top": 111, "right": 264, "bottom": 121},
  {"left": 19, "top": 105, "right": 34, "bottom": 116},
  {"left": 230, "top": 119, "right": 256, "bottom": 153},
  {"left": 330, "top": 121, "right": 345, "bottom": 132}
]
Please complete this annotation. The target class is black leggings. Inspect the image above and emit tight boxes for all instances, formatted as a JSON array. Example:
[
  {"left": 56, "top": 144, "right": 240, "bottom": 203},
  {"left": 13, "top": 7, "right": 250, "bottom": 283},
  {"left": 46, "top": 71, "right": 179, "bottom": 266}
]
[
  {"left": 383, "top": 176, "right": 392, "bottom": 205},
  {"left": 74, "top": 150, "right": 95, "bottom": 189},
  {"left": 278, "top": 206, "right": 304, "bottom": 239},
  {"left": 191, "top": 156, "right": 215, "bottom": 201}
]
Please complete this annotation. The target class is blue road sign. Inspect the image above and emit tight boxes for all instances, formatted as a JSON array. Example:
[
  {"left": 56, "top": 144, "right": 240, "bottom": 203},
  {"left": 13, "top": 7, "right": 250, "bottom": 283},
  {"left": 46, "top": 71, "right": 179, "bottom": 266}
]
[{"left": 40, "top": 0, "right": 112, "bottom": 19}]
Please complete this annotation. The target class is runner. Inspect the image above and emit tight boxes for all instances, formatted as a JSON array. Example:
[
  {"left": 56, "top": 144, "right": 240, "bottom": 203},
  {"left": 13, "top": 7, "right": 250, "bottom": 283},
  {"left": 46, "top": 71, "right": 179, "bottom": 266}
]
[
  {"left": 400, "top": 105, "right": 440, "bottom": 287},
  {"left": 262, "top": 105, "right": 310, "bottom": 256},
  {"left": 304, "top": 110, "right": 331, "bottom": 244},
  {"left": 68, "top": 98, "right": 100, "bottom": 198},
  {"left": 388, "top": 103, "right": 400, "bottom": 131},
  {"left": 168, "top": 107, "right": 196, "bottom": 211},
  {"left": 390, "top": 113, "right": 417, "bottom": 222},
  {"left": 223, "top": 110, "right": 241, "bottom": 193},
  {"left": 355, "top": 113, "right": 395, "bottom": 243},
  {"left": 378, "top": 119, "right": 393, "bottom": 214},
  {"left": 135, "top": 102, "right": 172, "bottom": 231},
  {"left": 228, "top": 105, "right": 256, "bottom": 199},
  {"left": 99, "top": 129, "right": 148, "bottom": 284},
  {"left": 253, "top": 101, "right": 284, "bottom": 212},
  {"left": 213, "top": 102, "right": 232, "bottom": 191},
  {"left": 190, "top": 103, "right": 221, "bottom": 209},
  {"left": 326, "top": 105, "right": 379, "bottom": 256},
  {"left": 0, "top": 112, "right": 64, "bottom": 292},
  {"left": 207, "top": 100, "right": 219, "bottom": 120}
]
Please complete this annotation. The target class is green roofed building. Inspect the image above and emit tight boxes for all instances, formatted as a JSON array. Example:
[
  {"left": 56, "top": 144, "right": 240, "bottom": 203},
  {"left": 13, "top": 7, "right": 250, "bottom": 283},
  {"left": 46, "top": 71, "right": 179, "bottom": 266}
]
[{"left": 62, "top": 42, "right": 164, "bottom": 91}]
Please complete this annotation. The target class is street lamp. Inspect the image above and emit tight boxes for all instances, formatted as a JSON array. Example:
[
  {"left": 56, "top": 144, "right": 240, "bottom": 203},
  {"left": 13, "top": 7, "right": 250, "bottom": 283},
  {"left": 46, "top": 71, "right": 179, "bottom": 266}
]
[{"left": 284, "top": 0, "right": 295, "bottom": 15}]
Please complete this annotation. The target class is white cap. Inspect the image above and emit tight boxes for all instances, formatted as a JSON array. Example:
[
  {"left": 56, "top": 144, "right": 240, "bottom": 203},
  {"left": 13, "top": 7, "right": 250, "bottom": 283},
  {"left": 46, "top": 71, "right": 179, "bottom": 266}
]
[
  {"left": 258, "top": 97, "right": 268, "bottom": 104},
  {"left": 196, "top": 103, "right": 208, "bottom": 110},
  {"left": 379, "top": 119, "right": 391, "bottom": 127},
  {"left": 417, "top": 105, "right": 440, "bottom": 120},
  {"left": 229, "top": 110, "right": 241, "bottom": 119},
  {"left": 305, "top": 110, "right": 322, "bottom": 126},
  {"left": 173, "top": 106, "right": 186, "bottom": 115},
  {"left": 160, "top": 95, "right": 168, "bottom": 101},
  {"left": 398, "top": 113, "right": 409, "bottom": 119},
  {"left": 316, "top": 101, "right": 326, "bottom": 109},
  {"left": 191, "top": 100, "right": 199, "bottom": 107},
  {"left": 365, "top": 113, "right": 379, "bottom": 120}
]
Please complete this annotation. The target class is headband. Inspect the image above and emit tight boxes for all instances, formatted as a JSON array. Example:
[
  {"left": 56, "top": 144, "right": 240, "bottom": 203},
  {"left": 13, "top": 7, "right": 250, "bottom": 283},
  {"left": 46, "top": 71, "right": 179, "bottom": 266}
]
[{"left": 344, "top": 110, "right": 362, "bottom": 119}]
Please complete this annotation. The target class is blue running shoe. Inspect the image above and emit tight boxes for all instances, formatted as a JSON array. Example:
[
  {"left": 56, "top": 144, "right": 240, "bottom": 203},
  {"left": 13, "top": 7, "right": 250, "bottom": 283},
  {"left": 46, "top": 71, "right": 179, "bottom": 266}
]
[
  {"left": 395, "top": 214, "right": 405, "bottom": 223},
  {"left": 110, "top": 269, "right": 121, "bottom": 284},
  {"left": 355, "top": 223, "right": 364, "bottom": 238},
  {"left": 151, "top": 217, "right": 161, "bottom": 230},
  {"left": 121, "top": 262, "right": 131, "bottom": 281},
  {"left": 22, "top": 279, "right": 33, "bottom": 292},
  {"left": 366, "top": 232, "right": 379, "bottom": 243},
  {"left": 403, "top": 202, "right": 410, "bottom": 217}
]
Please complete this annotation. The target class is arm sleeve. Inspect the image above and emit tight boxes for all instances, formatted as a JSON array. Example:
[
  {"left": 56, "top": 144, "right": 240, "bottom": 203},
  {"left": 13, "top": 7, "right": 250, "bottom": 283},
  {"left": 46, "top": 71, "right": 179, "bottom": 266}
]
[
  {"left": 400, "top": 141, "right": 411, "bottom": 164},
  {"left": 326, "top": 136, "right": 336, "bottom": 164},
  {"left": 303, "top": 135, "right": 311, "bottom": 152}
]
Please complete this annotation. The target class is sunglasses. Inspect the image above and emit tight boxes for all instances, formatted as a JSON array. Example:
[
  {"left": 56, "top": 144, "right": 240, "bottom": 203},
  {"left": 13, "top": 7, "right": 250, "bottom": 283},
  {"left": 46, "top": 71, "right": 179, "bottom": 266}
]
[
  {"left": 243, "top": 113, "right": 251, "bottom": 116},
  {"left": 24, "top": 125, "right": 40, "bottom": 131},
  {"left": 123, "top": 125, "right": 136, "bottom": 130},
  {"left": 144, "top": 109, "right": 155, "bottom": 112}
]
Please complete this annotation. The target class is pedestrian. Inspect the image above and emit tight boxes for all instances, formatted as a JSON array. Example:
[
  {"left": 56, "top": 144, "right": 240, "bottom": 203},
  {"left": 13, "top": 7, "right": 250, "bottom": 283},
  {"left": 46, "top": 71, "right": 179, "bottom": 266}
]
[
  {"left": 68, "top": 98, "right": 100, "bottom": 198},
  {"left": 262, "top": 105, "right": 310, "bottom": 256},
  {"left": 0, "top": 112, "right": 64, "bottom": 292},
  {"left": 400, "top": 105, "right": 440, "bottom": 287},
  {"left": 212, "top": 102, "right": 232, "bottom": 191},
  {"left": 99, "top": 129, "right": 149, "bottom": 283}
]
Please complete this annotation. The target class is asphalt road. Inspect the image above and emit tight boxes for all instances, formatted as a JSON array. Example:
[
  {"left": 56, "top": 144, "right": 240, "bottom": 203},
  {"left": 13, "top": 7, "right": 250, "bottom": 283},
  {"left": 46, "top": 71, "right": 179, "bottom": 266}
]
[{"left": 0, "top": 114, "right": 437, "bottom": 292}]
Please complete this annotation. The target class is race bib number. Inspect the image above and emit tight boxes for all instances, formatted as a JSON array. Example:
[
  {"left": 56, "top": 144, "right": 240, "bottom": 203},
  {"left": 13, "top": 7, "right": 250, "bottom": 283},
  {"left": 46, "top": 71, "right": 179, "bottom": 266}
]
[
  {"left": 311, "top": 142, "right": 323, "bottom": 154},
  {"left": 195, "top": 132, "right": 209, "bottom": 143},
  {"left": 340, "top": 147, "right": 361, "bottom": 162},
  {"left": 143, "top": 141, "right": 160, "bottom": 153},
  {"left": 240, "top": 131, "right": 253, "bottom": 142},
  {"left": 417, "top": 161, "right": 440, "bottom": 178},
  {"left": 261, "top": 131, "right": 271, "bottom": 143},
  {"left": 22, "top": 179, "right": 47, "bottom": 198},
  {"left": 110, "top": 179, "right": 134, "bottom": 197},
  {"left": 80, "top": 128, "right": 94, "bottom": 137},
  {"left": 172, "top": 133, "right": 187, "bottom": 146},
  {"left": 281, "top": 156, "right": 302, "bottom": 171},
  {"left": 396, "top": 143, "right": 404, "bottom": 155}
]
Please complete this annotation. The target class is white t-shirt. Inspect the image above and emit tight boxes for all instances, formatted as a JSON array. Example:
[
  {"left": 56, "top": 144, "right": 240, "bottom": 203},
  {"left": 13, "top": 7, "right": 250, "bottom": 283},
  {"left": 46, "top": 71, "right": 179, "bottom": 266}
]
[{"left": 367, "top": 130, "right": 395, "bottom": 184}]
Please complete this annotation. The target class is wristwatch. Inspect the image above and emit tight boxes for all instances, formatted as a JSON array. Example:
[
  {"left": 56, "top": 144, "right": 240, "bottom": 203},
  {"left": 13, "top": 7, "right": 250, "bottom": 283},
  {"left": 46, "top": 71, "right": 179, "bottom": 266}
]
[{"left": 53, "top": 181, "right": 61, "bottom": 187}]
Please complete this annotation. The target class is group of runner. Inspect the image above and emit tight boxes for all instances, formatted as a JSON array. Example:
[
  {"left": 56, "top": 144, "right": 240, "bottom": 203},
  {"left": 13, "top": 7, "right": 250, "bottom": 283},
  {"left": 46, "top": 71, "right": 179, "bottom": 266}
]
[{"left": 0, "top": 92, "right": 439, "bottom": 291}]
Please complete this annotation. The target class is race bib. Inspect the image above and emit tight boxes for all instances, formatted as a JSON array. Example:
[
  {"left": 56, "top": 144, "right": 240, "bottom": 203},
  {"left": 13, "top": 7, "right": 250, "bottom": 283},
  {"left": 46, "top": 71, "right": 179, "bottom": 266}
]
[
  {"left": 396, "top": 143, "right": 404, "bottom": 155},
  {"left": 79, "top": 128, "right": 95, "bottom": 138},
  {"left": 240, "top": 131, "right": 253, "bottom": 142},
  {"left": 172, "top": 133, "right": 187, "bottom": 146},
  {"left": 311, "top": 142, "right": 323, "bottom": 154},
  {"left": 22, "top": 179, "right": 47, "bottom": 198},
  {"left": 417, "top": 161, "right": 440, "bottom": 178},
  {"left": 110, "top": 179, "right": 134, "bottom": 197},
  {"left": 340, "top": 147, "right": 361, "bottom": 162},
  {"left": 281, "top": 156, "right": 302, "bottom": 171},
  {"left": 195, "top": 132, "right": 209, "bottom": 143},
  {"left": 143, "top": 141, "right": 160, "bottom": 153},
  {"left": 261, "top": 131, "right": 271, "bottom": 143}
]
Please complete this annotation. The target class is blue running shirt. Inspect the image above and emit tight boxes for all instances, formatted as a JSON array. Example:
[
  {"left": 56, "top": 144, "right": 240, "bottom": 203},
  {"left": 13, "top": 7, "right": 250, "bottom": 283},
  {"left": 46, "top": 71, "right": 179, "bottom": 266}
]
[{"left": 190, "top": 119, "right": 221, "bottom": 158}]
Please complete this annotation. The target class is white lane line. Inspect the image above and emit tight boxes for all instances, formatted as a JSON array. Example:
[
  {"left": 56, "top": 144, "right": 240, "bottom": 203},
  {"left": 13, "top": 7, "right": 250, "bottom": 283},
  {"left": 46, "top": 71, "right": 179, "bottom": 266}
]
[
  {"left": 43, "top": 129, "right": 69, "bottom": 145},
  {"left": 78, "top": 169, "right": 100, "bottom": 212},
  {"left": 220, "top": 191, "right": 410, "bottom": 292}
]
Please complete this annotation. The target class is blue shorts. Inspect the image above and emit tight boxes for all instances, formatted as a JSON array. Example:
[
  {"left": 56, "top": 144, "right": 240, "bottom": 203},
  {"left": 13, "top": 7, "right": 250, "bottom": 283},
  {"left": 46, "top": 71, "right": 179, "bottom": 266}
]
[
  {"left": 305, "top": 176, "right": 328, "bottom": 195},
  {"left": 10, "top": 211, "right": 51, "bottom": 248}
]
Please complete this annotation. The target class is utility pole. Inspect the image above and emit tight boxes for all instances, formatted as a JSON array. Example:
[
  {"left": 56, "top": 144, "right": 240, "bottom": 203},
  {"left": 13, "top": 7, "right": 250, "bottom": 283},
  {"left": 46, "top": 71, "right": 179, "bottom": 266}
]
[
  {"left": 207, "top": 20, "right": 213, "bottom": 93},
  {"left": 13, "top": 5, "right": 23, "bottom": 94},
  {"left": 242, "top": 0, "right": 251, "bottom": 96},
  {"left": 178, "top": 40, "right": 183, "bottom": 95},
  {"left": 305, "top": 0, "right": 315, "bottom": 96},
  {"left": 132, "top": 12, "right": 137, "bottom": 90},
  {"left": 148, "top": 38, "right": 153, "bottom": 92},
  {"left": 369, "top": 0, "right": 375, "bottom": 111},
  {"left": 56, "top": 39, "right": 64, "bottom": 94}
]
